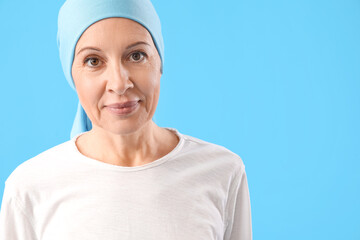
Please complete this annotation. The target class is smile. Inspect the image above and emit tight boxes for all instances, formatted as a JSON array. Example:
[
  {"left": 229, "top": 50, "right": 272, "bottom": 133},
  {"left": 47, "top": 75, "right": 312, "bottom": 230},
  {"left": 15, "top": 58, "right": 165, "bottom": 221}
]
[{"left": 105, "top": 101, "right": 140, "bottom": 116}]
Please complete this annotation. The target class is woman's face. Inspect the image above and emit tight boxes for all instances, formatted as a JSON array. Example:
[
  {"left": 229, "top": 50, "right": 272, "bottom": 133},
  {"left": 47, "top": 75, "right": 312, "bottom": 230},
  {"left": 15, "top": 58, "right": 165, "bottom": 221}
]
[{"left": 72, "top": 17, "right": 162, "bottom": 135}]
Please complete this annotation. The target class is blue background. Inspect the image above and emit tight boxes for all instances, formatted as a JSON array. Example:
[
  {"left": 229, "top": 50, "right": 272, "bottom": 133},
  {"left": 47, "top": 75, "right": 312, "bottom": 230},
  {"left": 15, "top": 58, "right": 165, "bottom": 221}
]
[{"left": 0, "top": 0, "right": 359, "bottom": 239}]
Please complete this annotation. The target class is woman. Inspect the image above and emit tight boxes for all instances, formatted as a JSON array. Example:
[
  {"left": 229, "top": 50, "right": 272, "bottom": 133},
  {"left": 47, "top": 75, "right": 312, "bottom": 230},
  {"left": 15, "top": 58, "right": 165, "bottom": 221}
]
[{"left": 0, "top": 0, "right": 252, "bottom": 239}]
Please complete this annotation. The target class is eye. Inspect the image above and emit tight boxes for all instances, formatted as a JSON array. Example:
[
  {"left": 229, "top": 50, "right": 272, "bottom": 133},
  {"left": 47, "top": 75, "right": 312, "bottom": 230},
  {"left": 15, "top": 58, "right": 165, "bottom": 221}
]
[
  {"left": 84, "top": 57, "right": 102, "bottom": 67},
  {"left": 129, "top": 51, "right": 147, "bottom": 62}
]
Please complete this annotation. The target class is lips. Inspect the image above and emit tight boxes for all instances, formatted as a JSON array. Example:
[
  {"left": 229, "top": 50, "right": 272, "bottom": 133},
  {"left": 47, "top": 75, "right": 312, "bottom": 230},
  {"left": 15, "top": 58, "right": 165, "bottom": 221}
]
[
  {"left": 105, "top": 100, "right": 140, "bottom": 116},
  {"left": 105, "top": 101, "right": 139, "bottom": 108}
]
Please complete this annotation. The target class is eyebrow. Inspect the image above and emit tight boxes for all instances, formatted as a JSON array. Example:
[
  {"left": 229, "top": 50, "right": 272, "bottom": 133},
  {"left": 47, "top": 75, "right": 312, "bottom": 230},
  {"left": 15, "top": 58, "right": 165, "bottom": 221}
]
[{"left": 76, "top": 41, "right": 151, "bottom": 56}]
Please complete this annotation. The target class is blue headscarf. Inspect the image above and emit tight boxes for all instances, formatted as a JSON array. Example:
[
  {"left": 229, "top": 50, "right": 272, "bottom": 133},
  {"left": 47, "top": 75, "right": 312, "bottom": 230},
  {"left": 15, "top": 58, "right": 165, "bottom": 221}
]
[{"left": 57, "top": 0, "right": 164, "bottom": 139}]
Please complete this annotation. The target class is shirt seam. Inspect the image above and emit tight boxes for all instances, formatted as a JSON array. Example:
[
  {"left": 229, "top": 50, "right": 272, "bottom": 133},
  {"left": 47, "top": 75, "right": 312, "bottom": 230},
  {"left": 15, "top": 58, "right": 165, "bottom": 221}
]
[
  {"left": 223, "top": 159, "right": 245, "bottom": 238},
  {"left": 182, "top": 135, "right": 212, "bottom": 146},
  {"left": 12, "top": 196, "right": 38, "bottom": 240}
]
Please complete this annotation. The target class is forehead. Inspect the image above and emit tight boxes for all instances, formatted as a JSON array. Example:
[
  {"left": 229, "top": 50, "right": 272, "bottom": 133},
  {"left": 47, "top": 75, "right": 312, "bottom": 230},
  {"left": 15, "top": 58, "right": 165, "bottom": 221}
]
[{"left": 76, "top": 17, "right": 153, "bottom": 48}]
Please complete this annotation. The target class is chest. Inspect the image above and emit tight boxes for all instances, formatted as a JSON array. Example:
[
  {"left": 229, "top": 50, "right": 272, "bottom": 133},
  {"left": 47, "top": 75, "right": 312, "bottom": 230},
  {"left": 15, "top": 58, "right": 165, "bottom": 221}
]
[{"left": 36, "top": 174, "right": 228, "bottom": 240}]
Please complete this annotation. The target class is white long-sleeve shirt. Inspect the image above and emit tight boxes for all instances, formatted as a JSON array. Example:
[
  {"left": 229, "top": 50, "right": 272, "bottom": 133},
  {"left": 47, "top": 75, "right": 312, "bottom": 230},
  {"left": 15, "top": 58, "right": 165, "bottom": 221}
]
[{"left": 0, "top": 128, "right": 252, "bottom": 240}]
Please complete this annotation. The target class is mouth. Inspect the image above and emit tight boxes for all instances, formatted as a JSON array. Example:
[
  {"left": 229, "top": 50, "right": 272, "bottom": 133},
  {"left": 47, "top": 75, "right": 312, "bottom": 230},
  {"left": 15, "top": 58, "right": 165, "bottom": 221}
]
[
  {"left": 104, "top": 100, "right": 140, "bottom": 116},
  {"left": 105, "top": 100, "right": 140, "bottom": 108}
]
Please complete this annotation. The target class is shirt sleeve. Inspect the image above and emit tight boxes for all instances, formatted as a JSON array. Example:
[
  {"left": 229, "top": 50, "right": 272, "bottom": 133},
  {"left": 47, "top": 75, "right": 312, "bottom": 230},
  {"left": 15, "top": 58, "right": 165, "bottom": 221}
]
[
  {"left": 0, "top": 182, "right": 37, "bottom": 240},
  {"left": 224, "top": 164, "right": 252, "bottom": 240}
]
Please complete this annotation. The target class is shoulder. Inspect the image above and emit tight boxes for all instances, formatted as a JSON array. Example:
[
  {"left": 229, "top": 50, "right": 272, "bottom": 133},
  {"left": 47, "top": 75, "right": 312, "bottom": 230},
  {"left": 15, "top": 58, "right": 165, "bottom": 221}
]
[
  {"left": 4, "top": 140, "right": 72, "bottom": 193},
  {"left": 179, "top": 131, "right": 245, "bottom": 174}
]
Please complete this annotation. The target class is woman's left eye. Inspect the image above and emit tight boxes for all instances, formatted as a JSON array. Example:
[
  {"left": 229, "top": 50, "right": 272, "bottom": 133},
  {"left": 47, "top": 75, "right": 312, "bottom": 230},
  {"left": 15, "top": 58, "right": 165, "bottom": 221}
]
[{"left": 130, "top": 51, "right": 147, "bottom": 62}]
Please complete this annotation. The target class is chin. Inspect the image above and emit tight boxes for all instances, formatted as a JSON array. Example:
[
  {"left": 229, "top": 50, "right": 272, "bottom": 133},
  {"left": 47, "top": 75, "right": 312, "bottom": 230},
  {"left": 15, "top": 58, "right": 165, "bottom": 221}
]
[{"left": 102, "top": 118, "right": 150, "bottom": 136}]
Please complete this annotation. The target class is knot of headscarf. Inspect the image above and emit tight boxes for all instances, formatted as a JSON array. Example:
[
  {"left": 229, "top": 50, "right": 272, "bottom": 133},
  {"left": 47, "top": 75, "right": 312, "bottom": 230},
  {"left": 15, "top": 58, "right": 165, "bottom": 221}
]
[{"left": 57, "top": 0, "right": 164, "bottom": 139}]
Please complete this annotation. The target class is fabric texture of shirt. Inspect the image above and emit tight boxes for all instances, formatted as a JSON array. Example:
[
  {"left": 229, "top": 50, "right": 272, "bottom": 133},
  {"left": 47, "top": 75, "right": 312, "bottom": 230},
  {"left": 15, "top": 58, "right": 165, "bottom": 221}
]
[{"left": 0, "top": 128, "right": 252, "bottom": 240}]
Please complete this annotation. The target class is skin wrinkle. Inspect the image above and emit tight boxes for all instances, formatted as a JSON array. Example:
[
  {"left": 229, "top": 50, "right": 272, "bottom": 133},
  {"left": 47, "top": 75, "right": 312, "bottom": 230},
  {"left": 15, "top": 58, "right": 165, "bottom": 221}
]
[{"left": 71, "top": 17, "right": 178, "bottom": 167}]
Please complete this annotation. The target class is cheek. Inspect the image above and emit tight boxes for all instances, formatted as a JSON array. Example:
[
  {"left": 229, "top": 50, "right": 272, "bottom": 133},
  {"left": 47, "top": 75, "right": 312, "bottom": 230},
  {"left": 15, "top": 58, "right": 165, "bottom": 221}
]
[
  {"left": 137, "top": 70, "right": 160, "bottom": 102},
  {"left": 73, "top": 70, "right": 104, "bottom": 108}
]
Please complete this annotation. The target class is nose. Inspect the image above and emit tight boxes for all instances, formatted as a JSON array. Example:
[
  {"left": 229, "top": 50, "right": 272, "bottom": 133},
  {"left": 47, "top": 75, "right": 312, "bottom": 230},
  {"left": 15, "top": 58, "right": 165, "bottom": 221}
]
[{"left": 106, "top": 61, "right": 134, "bottom": 95}]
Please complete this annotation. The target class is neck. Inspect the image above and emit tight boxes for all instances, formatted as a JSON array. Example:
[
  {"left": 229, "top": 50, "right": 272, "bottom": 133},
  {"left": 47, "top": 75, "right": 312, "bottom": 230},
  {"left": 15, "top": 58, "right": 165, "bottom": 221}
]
[{"left": 77, "top": 120, "right": 173, "bottom": 167}]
